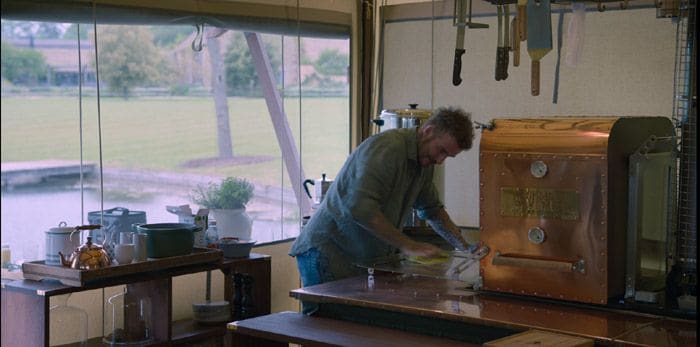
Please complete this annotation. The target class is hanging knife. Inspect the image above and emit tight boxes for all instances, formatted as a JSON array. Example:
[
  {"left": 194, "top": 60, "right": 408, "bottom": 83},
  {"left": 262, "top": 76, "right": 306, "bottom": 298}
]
[
  {"left": 517, "top": 0, "right": 527, "bottom": 41},
  {"left": 502, "top": 3, "right": 510, "bottom": 80},
  {"left": 453, "top": 0, "right": 468, "bottom": 86},
  {"left": 495, "top": 4, "right": 503, "bottom": 81},
  {"left": 512, "top": 17, "right": 520, "bottom": 67}
]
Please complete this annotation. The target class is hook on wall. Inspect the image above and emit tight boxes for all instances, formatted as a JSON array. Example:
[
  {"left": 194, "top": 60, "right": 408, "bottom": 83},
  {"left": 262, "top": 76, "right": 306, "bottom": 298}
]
[
  {"left": 620, "top": 0, "right": 629, "bottom": 9},
  {"left": 597, "top": 0, "right": 606, "bottom": 12},
  {"left": 191, "top": 23, "right": 205, "bottom": 52}
]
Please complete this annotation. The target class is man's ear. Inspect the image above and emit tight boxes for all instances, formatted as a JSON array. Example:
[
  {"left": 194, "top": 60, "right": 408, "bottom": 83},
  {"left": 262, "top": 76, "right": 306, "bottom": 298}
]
[{"left": 421, "top": 124, "right": 434, "bottom": 137}]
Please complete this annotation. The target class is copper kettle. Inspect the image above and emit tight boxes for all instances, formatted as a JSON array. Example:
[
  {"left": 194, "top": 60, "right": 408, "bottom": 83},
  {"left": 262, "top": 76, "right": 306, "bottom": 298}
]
[{"left": 59, "top": 235, "right": 111, "bottom": 270}]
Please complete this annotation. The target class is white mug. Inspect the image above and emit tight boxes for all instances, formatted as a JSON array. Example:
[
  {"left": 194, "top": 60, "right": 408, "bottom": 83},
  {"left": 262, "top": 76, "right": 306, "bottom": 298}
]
[
  {"left": 114, "top": 244, "right": 135, "bottom": 265},
  {"left": 45, "top": 222, "right": 81, "bottom": 266},
  {"left": 133, "top": 233, "right": 148, "bottom": 262}
]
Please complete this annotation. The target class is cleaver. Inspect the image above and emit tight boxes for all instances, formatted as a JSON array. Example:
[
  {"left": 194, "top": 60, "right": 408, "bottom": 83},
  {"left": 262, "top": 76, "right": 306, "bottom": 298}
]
[{"left": 527, "top": 0, "right": 552, "bottom": 96}]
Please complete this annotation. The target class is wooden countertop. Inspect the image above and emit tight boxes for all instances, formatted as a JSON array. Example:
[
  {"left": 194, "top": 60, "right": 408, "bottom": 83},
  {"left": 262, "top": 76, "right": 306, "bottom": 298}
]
[{"left": 290, "top": 272, "right": 696, "bottom": 346}]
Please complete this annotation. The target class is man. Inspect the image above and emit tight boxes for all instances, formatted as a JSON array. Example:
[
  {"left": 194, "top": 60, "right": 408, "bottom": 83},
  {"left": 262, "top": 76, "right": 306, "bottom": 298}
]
[{"left": 290, "top": 106, "right": 479, "bottom": 301}]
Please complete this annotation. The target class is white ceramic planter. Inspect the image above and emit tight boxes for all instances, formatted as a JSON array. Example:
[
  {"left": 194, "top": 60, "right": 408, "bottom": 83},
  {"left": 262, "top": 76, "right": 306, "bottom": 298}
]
[{"left": 211, "top": 208, "right": 252, "bottom": 239}]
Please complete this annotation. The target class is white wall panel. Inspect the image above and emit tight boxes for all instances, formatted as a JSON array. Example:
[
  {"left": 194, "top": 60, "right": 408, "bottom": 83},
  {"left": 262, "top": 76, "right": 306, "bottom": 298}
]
[{"left": 382, "top": 8, "right": 676, "bottom": 227}]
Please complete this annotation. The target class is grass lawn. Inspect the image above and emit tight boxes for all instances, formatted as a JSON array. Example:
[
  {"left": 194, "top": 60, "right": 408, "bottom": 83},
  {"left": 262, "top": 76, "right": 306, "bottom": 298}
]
[{"left": 1, "top": 95, "right": 350, "bottom": 187}]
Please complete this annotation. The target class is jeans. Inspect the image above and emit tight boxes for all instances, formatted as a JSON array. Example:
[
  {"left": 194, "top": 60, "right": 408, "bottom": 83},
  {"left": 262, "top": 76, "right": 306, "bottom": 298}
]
[{"left": 295, "top": 248, "right": 333, "bottom": 314}]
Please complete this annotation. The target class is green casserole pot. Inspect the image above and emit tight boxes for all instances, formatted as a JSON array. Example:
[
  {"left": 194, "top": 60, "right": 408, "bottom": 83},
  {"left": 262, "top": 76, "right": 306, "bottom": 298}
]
[{"left": 133, "top": 223, "right": 199, "bottom": 258}]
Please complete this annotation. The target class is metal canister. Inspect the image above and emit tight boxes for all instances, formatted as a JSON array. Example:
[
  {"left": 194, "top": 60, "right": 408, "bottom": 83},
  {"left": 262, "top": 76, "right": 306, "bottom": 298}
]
[
  {"left": 375, "top": 104, "right": 432, "bottom": 132},
  {"left": 87, "top": 207, "right": 146, "bottom": 260}
]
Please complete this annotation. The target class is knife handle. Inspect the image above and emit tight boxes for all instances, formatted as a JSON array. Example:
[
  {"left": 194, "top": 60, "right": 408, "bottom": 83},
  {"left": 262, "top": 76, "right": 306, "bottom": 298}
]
[
  {"left": 495, "top": 48, "right": 501, "bottom": 81},
  {"left": 518, "top": 5, "right": 527, "bottom": 41},
  {"left": 512, "top": 18, "right": 520, "bottom": 67},
  {"left": 531, "top": 59, "right": 540, "bottom": 96},
  {"left": 453, "top": 48, "right": 465, "bottom": 86},
  {"left": 503, "top": 47, "right": 509, "bottom": 80}
]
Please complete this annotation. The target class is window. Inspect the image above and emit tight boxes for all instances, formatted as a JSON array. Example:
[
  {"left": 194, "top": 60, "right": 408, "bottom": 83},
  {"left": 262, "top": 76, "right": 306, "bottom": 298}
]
[{"left": 1, "top": 19, "right": 350, "bottom": 264}]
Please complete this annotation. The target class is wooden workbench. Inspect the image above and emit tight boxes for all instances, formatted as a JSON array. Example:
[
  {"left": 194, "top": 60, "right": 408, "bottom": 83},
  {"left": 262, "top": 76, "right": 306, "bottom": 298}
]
[{"left": 290, "top": 272, "right": 696, "bottom": 346}]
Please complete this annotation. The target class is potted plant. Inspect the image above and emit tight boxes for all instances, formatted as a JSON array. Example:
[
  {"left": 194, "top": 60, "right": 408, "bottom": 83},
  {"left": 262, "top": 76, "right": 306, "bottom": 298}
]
[{"left": 191, "top": 177, "right": 254, "bottom": 239}]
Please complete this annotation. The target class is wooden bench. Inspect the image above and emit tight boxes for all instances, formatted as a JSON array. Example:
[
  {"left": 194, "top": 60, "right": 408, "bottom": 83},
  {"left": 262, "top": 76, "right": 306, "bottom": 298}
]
[{"left": 227, "top": 311, "right": 478, "bottom": 347}]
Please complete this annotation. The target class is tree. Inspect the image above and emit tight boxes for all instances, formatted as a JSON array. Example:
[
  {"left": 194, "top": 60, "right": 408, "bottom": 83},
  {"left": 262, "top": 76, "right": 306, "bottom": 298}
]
[
  {"left": 94, "top": 26, "right": 170, "bottom": 98},
  {"left": 313, "top": 49, "right": 348, "bottom": 76},
  {"left": 0, "top": 41, "right": 47, "bottom": 85},
  {"left": 224, "top": 32, "right": 281, "bottom": 96},
  {"left": 207, "top": 29, "right": 234, "bottom": 159},
  {"left": 150, "top": 25, "right": 193, "bottom": 47},
  {"left": 62, "top": 24, "right": 91, "bottom": 41},
  {"left": 1, "top": 21, "right": 63, "bottom": 40}
]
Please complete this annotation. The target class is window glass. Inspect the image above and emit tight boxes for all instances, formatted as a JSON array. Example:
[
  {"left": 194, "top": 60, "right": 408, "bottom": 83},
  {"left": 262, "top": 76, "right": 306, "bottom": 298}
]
[{"left": 1, "top": 20, "right": 350, "bottom": 264}]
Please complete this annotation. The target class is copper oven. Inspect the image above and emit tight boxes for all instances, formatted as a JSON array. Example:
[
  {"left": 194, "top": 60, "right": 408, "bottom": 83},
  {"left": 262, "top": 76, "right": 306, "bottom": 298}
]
[{"left": 479, "top": 117, "right": 674, "bottom": 304}]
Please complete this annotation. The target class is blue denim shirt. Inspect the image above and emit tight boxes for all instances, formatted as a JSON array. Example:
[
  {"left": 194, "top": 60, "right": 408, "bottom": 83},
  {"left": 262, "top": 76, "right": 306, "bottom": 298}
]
[{"left": 289, "top": 127, "right": 443, "bottom": 279}]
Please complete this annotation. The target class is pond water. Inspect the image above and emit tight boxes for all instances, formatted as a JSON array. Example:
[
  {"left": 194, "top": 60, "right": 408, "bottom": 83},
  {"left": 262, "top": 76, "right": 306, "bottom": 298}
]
[{"left": 1, "top": 182, "right": 300, "bottom": 264}]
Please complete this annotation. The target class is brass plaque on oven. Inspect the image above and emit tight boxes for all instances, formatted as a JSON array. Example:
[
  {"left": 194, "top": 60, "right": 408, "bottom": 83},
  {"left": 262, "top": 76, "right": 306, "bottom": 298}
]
[{"left": 500, "top": 187, "right": 579, "bottom": 220}]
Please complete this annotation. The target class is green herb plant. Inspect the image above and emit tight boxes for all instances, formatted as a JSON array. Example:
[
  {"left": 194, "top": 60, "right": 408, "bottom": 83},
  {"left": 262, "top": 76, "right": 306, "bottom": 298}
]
[{"left": 191, "top": 177, "right": 254, "bottom": 210}]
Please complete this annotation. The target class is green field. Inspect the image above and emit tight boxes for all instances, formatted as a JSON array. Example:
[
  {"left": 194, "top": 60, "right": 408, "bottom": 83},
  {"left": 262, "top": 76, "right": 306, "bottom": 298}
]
[{"left": 1, "top": 96, "right": 350, "bottom": 187}]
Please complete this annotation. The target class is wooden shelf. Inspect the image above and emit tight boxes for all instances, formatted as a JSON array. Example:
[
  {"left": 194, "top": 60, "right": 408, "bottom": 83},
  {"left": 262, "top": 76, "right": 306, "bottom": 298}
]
[
  {"left": 22, "top": 248, "right": 223, "bottom": 287},
  {"left": 1, "top": 253, "right": 271, "bottom": 347}
]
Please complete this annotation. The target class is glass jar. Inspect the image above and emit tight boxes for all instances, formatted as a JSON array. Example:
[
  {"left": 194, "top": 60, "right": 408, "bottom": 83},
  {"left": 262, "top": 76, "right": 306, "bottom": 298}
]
[
  {"left": 1, "top": 244, "right": 10, "bottom": 268},
  {"left": 205, "top": 220, "right": 219, "bottom": 247},
  {"left": 103, "top": 287, "right": 153, "bottom": 346},
  {"left": 50, "top": 293, "right": 88, "bottom": 346}
]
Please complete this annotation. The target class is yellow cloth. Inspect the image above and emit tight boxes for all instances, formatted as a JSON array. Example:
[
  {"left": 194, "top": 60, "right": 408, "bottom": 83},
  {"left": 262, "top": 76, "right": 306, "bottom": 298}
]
[{"left": 406, "top": 252, "right": 450, "bottom": 265}]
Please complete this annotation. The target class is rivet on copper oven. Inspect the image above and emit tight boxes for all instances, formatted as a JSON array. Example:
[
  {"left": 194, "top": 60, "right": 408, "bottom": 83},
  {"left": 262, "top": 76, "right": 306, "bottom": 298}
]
[
  {"left": 601, "top": 236, "right": 606, "bottom": 240},
  {"left": 600, "top": 269, "right": 605, "bottom": 272},
  {"left": 601, "top": 156, "right": 606, "bottom": 160},
  {"left": 507, "top": 154, "right": 511, "bottom": 158},
  {"left": 601, "top": 221, "right": 605, "bottom": 225},
  {"left": 601, "top": 252, "right": 606, "bottom": 256},
  {"left": 479, "top": 168, "right": 483, "bottom": 172}
]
